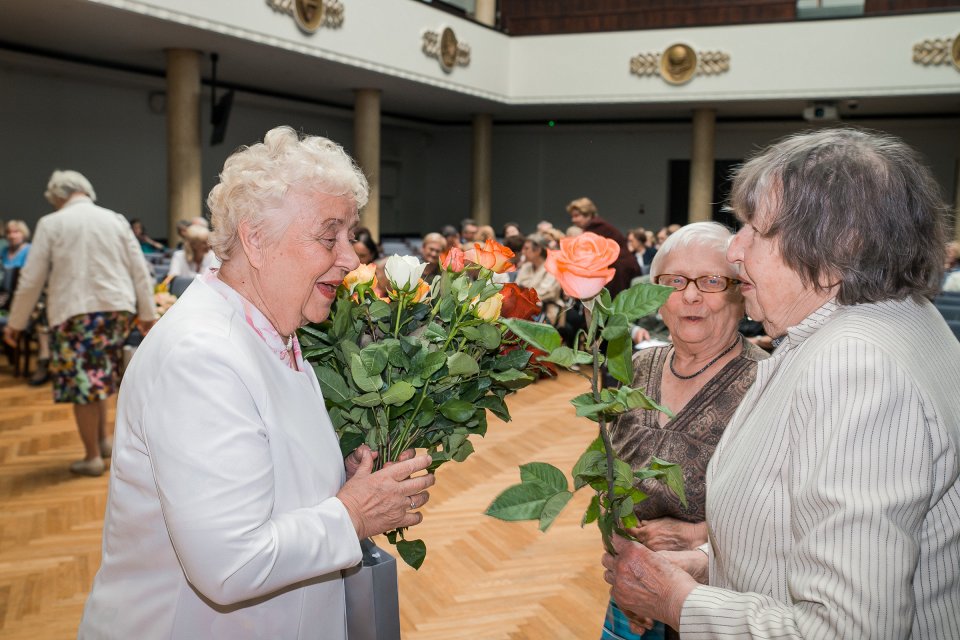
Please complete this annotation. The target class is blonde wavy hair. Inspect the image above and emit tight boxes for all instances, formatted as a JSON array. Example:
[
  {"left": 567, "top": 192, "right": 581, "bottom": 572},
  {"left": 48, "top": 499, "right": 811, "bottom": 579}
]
[{"left": 207, "top": 126, "right": 369, "bottom": 261}]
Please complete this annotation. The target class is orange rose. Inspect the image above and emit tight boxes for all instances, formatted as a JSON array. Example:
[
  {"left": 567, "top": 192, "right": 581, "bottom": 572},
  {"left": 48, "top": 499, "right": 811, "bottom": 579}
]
[
  {"left": 499, "top": 283, "right": 541, "bottom": 320},
  {"left": 440, "top": 247, "right": 466, "bottom": 272},
  {"left": 544, "top": 232, "right": 619, "bottom": 300},
  {"left": 411, "top": 279, "right": 431, "bottom": 303},
  {"left": 463, "top": 239, "right": 516, "bottom": 274},
  {"left": 343, "top": 263, "right": 377, "bottom": 295}
]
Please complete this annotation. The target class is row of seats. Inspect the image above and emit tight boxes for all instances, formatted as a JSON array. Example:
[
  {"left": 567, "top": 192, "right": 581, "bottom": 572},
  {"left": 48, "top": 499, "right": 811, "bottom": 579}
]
[{"left": 934, "top": 291, "right": 960, "bottom": 341}]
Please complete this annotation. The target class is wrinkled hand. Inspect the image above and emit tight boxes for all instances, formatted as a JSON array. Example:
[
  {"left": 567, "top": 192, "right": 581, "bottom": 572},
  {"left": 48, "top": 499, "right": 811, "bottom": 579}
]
[
  {"left": 2, "top": 326, "right": 18, "bottom": 348},
  {"left": 602, "top": 535, "right": 698, "bottom": 632},
  {"left": 337, "top": 449, "right": 435, "bottom": 540},
  {"left": 344, "top": 446, "right": 416, "bottom": 481},
  {"left": 627, "top": 517, "right": 706, "bottom": 551},
  {"left": 624, "top": 610, "right": 655, "bottom": 635},
  {"left": 659, "top": 549, "right": 709, "bottom": 584}
]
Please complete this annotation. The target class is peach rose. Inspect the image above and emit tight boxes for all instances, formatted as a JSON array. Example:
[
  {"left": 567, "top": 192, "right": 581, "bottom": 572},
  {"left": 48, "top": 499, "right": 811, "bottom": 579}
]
[
  {"left": 463, "top": 239, "right": 516, "bottom": 274},
  {"left": 411, "top": 279, "right": 431, "bottom": 303},
  {"left": 474, "top": 293, "right": 504, "bottom": 322},
  {"left": 343, "top": 263, "right": 377, "bottom": 295},
  {"left": 440, "top": 246, "right": 466, "bottom": 272},
  {"left": 544, "top": 232, "right": 619, "bottom": 300}
]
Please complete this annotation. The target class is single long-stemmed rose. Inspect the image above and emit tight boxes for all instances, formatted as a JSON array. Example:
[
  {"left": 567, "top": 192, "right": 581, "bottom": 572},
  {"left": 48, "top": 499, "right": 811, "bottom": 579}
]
[
  {"left": 300, "top": 239, "right": 540, "bottom": 569},
  {"left": 487, "top": 232, "right": 686, "bottom": 552}
]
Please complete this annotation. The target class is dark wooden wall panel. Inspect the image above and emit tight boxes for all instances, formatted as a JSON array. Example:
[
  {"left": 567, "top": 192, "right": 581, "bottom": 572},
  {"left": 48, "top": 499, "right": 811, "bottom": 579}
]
[
  {"left": 865, "top": 0, "right": 960, "bottom": 14},
  {"left": 499, "top": 0, "right": 796, "bottom": 35}
]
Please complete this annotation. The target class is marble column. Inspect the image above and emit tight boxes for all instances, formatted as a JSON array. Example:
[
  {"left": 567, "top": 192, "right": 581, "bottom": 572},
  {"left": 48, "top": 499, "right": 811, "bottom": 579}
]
[
  {"left": 475, "top": 0, "right": 496, "bottom": 26},
  {"left": 354, "top": 89, "right": 381, "bottom": 240},
  {"left": 471, "top": 113, "right": 492, "bottom": 226},
  {"left": 165, "top": 49, "right": 202, "bottom": 247},
  {"left": 688, "top": 108, "right": 716, "bottom": 223}
]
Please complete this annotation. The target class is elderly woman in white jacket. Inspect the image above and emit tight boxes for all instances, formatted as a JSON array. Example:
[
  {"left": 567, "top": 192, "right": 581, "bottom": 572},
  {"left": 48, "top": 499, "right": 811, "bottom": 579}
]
[{"left": 79, "top": 127, "right": 435, "bottom": 639}]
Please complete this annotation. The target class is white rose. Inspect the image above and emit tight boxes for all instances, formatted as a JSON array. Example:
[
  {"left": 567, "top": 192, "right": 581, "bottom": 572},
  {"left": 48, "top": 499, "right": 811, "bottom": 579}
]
[{"left": 384, "top": 255, "right": 427, "bottom": 292}]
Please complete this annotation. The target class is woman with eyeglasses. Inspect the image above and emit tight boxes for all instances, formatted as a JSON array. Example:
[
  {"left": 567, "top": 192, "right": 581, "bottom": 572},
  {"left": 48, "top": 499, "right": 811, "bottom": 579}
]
[{"left": 601, "top": 221, "right": 768, "bottom": 640}]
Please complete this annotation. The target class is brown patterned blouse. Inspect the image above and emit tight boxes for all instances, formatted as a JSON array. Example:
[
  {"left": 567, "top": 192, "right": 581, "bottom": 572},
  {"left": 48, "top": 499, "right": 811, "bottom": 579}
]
[{"left": 608, "top": 340, "right": 768, "bottom": 522}]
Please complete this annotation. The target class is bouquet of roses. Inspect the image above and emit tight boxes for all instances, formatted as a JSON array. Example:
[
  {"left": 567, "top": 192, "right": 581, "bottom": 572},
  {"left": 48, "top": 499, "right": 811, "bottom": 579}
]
[
  {"left": 485, "top": 232, "right": 686, "bottom": 553},
  {"left": 299, "top": 239, "right": 546, "bottom": 568}
]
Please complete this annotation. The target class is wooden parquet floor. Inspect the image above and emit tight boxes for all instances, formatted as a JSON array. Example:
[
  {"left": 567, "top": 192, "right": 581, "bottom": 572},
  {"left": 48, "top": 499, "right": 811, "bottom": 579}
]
[{"left": 0, "top": 366, "right": 610, "bottom": 639}]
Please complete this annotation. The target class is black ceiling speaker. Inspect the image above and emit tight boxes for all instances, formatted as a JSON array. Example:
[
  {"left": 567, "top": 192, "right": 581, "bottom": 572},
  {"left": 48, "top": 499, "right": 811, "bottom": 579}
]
[{"left": 210, "top": 53, "right": 234, "bottom": 146}]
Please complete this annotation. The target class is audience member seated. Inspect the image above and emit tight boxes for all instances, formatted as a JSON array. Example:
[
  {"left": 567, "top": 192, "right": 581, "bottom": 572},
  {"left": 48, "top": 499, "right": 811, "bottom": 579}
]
[
  {"left": 602, "top": 222, "right": 768, "bottom": 640},
  {"left": 441, "top": 225, "right": 460, "bottom": 251},
  {"left": 496, "top": 235, "right": 525, "bottom": 283},
  {"left": 1, "top": 220, "right": 31, "bottom": 311},
  {"left": 628, "top": 226, "right": 657, "bottom": 276},
  {"left": 502, "top": 221, "right": 522, "bottom": 238},
  {"left": 130, "top": 219, "right": 166, "bottom": 254},
  {"left": 515, "top": 234, "right": 562, "bottom": 322},
  {"left": 460, "top": 217, "right": 478, "bottom": 245},
  {"left": 167, "top": 224, "right": 220, "bottom": 279},
  {"left": 352, "top": 231, "right": 380, "bottom": 265},
  {"left": 474, "top": 224, "right": 496, "bottom": 244},
  {"left": 419, "top": 232, "right": 446, "bottom": 280}
]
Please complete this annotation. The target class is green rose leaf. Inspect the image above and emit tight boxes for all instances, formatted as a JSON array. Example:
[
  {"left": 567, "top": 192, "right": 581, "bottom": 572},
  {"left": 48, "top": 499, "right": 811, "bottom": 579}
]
[
  {"left": 494, "top": 348, "right": 532, "bottom": 371},
  {"left": 572, "top": 450, "right": 606, "bottom": 490},
  {"left": 538, "top": 490, "right": 574, "bottom": 532},
  {"left": 489, "top": 368, "right": 531, "bottom": 383},
  {"left": 439, "top": 399, "right": 475, "bottom": 423},
  {"left": 314, "top": 366, "right": 352, "bottom": 408},
  {"left": 353, "top": 391, "right": 382, "bottom": 407},
  {"left": 396, "top": 538, "right": 427, "bottom": 570},
  {"left": 447, "top": 352, "right": 480, "bottom": 377},
  {"left": 367, "top": 299, "right": 392, "bottom": 320},
  {"left": 485, "top": 482, "right": 554, "bottom": 521},
  {"left": 474, "top": 323, "right": 502, "bottom": 350},
  {"left": 540, "top": 346, "right": 594, "bottom": 368},
  {"left": 350, "top": 354, "right": 382, "bottom": 393},
  {"left": 338, "top": 430, "right": 365, "bottom": 458},
  {"left": 381, "top": 380, "right": 416, "bottom": 406},
  {"left": 501, "top": 318, "right": 562, "bottom": 354},
  {"left": 614, "top": 385, "right": 674, "bottom": 417},
  {"left": 421, "top": 351, "right": 447, "bottom": 379},
  {"left": 650, "top": 457, "right": 688, "bottom": 508},
  {"left": 520, "top": 462, "right": 569, "bottom": 494},
  {"left": 600, "top": 313, "right": 630, "bottom": 342},
  {"left": 582, "top": 494, "right": 601, "bottom": 526},
  {"left": 360, "top": 345, "right": 389, "bottom": 376},
  {"left": 451, "top": 439, "right": 475, "bottom": 462},
  {"left": 475, "top": 394, "right": 510, "bottom": 422},
  {"left": 611, "top": 282, "right": 674, "bottom": 322},
  {"left": 423, "top": 322, "right": 447, "bottom": 342},
  {"left": 605, "top": 331, "right": 634, "bottom": 385}
]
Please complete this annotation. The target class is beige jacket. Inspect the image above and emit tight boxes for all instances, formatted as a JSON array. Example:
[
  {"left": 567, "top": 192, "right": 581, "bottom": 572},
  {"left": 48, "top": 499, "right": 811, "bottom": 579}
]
[{"left": 8, "top": 195, "right": 157, "bottom": 328}]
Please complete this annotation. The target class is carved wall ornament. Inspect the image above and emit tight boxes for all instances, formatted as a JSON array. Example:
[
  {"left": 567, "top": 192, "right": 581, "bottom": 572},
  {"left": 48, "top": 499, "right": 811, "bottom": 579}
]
[
  {"left": 422, "top": 26, "right": 471, "bottom": 72},
  {"left": 912, "top": 34, "right": 960, "bottom": 70},
  {"left": 630, "top": 43, "right": 730, "bottom": 85},
  {"left": 266, "top": 0, "right": 344, "bottom": 33}
]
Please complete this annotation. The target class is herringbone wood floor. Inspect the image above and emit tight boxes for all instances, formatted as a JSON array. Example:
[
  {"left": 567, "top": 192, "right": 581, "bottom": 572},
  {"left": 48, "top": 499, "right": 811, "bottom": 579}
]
[{"left": 0, "top": 366, "right": 610, "bottom": 639}]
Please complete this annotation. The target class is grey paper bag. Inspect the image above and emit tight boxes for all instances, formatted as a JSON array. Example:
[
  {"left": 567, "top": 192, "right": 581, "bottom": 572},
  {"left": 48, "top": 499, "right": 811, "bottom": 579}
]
[{"left": 344, "top": 538, "right": 400, "bottom": 640}]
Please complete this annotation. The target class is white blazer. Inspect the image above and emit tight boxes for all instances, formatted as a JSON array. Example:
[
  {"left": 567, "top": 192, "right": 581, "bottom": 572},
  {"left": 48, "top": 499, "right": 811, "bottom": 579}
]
[{"left": 79, "top": 277, "right": 362, "bottom": 639}]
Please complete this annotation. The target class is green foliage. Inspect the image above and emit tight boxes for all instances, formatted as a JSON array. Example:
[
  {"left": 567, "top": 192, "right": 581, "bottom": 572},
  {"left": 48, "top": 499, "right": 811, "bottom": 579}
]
[
  {"left": 485, "top": 280, "right": 687, "bottom": 553},
  {"left": 300, "top": 258, "right": 542, "bottom": 569}
]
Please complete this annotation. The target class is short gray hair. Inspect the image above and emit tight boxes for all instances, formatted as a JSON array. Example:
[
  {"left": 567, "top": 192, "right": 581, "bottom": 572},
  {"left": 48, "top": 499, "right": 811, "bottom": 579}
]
[
  {"left": 207, "top": 126, "right": 369, "bottom": 261},
  {"left": 730, "top": 127, "right": 946, "bottom": 304},
  {"left": 44, "top": 170, "right": 97, "bottom": 204},
  {"left": 650, "top": 222, "right": 735, "bottom": 279}
]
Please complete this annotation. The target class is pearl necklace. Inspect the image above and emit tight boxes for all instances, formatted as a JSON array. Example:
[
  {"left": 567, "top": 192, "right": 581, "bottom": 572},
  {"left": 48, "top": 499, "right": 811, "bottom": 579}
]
[
  {"left": 284, "top": 333, "right": 294, "bottom": 351},
  {"left": 668, "top": 334, "right": 741, "bottom": 380}
]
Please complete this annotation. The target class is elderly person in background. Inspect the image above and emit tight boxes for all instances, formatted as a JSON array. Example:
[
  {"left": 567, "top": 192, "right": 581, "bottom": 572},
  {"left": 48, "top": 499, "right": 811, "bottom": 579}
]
[
  {"left": 420, "top": 231, "right": 446, "bottom": 280},
  {"left": 78, "top": 126, "right": 434, "bottom": 639},
  {"left": 3, "top": 171, "right": 157, "bottom": 476},
  {"left": 567, "top": 197, "right": 639, "bottom": 297},
  {"left": 167, "top": 223, "right": 220, "bottom": 278},
  {"left": 502, "top": 221, "right": 522, "bottom": 238},
  {"left": 602, "top": 222, "right": 767, "bottom": 640},
  {"left": 1, "top": 220, "right": 31, "bottom": 272},
  {"left": 515, "top": 233, "right": 563, "bottom": 322},
  {"left": 604, "top": 128, "right": 960, "bottom": 639}
]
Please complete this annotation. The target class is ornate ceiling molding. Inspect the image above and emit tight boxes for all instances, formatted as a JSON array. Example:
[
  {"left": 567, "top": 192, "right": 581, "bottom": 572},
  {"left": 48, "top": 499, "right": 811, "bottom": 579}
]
[
  {"left": 912, "top": 34, "right": 960, "bottom": 70},
  {"left": 266, "top": 0, "right": 344, "bottom": 33},
  {"left": 422, "top": 26, "right": 471, "bottom": 73},
  {"left": 630, "top": 44, "right": 730, "bottom": 85}
]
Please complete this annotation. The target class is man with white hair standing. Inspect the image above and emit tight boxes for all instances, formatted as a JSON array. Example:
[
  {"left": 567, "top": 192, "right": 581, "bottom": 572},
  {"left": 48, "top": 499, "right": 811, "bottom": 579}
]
[{"left": 3, "top": 170, "right": 157, "bottom": 476}]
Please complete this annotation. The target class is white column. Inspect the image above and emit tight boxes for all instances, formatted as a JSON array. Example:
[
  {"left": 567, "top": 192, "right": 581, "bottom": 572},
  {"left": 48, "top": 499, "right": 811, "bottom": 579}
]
[
  {"left": 471, "top": 113, "right": 492, "bottom": 226},
  {"left": 354, "top": 89, "right": 381, "bottom": 240},
  {"left": 688, "top": 108, "right": 716, "bottom": 223},
  {"left": 475, "top": 0, "right": 496, "bottom": 26},
  {"left": 165, "top": 49, "right": 202, "bottom": 246}
]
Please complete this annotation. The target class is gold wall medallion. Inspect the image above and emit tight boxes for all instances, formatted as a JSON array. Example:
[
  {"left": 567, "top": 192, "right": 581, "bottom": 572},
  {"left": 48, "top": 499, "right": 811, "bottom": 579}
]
[
  {"left": 266, "top": 0, "right": 344, "bottom": 33},
  {"left": 422, "top": 26, "right": 471, "bottom": 72},
  {"left": 631, "top": 44, "right": 729, "bottom": 84},
  {"left": 912, "top": 33, "right": 960, "bottom": 69},
  {"left": 660, "top": 43, "right": 697, "bottom": 85}
]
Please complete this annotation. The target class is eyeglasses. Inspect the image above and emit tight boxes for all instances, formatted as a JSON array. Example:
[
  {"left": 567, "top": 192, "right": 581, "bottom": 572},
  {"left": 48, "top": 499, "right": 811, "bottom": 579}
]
[{"left": 654, "top": 274, "right": 741, "bottom": 293}]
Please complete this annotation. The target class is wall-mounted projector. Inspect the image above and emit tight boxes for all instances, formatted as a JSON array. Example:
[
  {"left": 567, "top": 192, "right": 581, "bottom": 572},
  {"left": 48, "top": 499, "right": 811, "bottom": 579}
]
[{"left": 803, "top": 102, "right": 840, "bottom": 122}]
